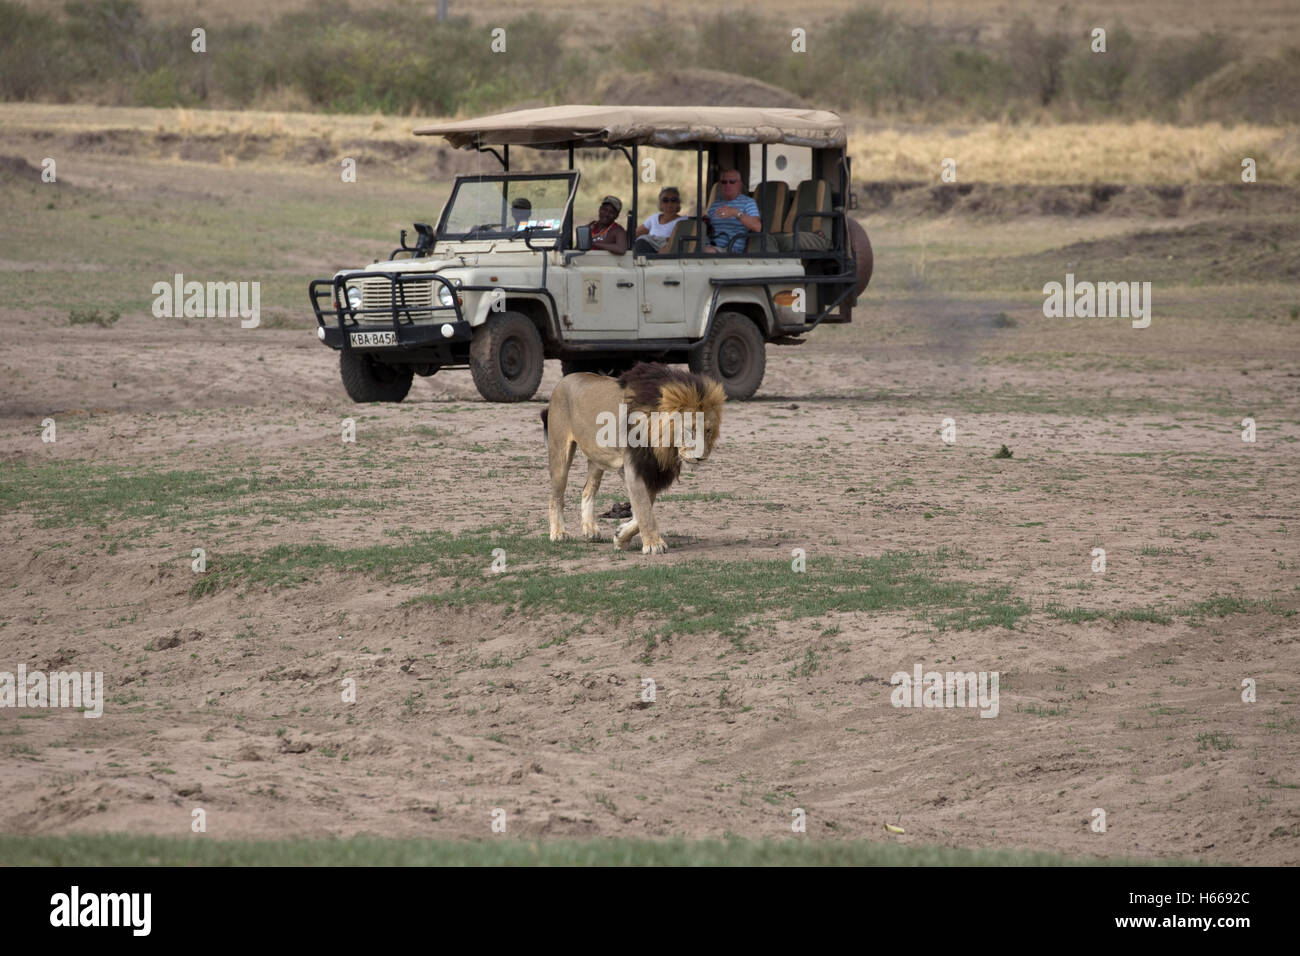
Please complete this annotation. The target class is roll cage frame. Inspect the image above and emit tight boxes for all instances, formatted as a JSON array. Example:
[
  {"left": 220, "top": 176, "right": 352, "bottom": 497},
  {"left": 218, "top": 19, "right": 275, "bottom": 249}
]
[{"left": 457, "top": 139, "right": 858, "bottom": 333}]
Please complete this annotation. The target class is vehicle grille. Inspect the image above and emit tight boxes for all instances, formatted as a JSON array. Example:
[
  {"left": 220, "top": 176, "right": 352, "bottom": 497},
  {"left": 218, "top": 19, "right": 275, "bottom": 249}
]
[{"left": 359, "top": 277, "right": 435, "bottom": 319}]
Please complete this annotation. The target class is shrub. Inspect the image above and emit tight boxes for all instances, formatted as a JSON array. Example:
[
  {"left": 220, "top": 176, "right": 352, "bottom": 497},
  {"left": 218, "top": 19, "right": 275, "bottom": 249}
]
[
  {"left": 0, "top": 1, "right": 64, "bottom": 99},
  {"left": 1006, "top": 18, "right": 1070, "bottom": 106},
  {"left": 1064, "top": 25, "right": 1138, "bottom": 114}
]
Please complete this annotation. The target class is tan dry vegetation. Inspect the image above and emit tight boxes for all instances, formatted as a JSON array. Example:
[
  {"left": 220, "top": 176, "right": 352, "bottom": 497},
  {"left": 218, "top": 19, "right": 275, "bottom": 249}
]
[
  {"left": 849, "top": 122, "right": 1300, "bottom": 185},
  {"left": 6, "top": 104, "right": 1300, "bottom": 187},
  {"left": 0, "top": 103, "right": 417, "bottom": 143}
]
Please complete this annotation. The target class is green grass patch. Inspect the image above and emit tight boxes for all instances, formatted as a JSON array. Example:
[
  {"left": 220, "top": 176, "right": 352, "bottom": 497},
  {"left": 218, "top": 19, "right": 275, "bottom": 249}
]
[
  {"left": 193, "top": 535, "right": 1027, "bottom": 641},
  {"left": 410, "top": 546, "right": 1029, "bottom": 641},
  {"left": 190, "top": 525, "right": 563, "bottom": 597},
  {"left": 68, "top": 307, "right": 120, "bottom": 327},
  {"left": 0, "top": 460, "right": 388, "bottom": 529},
  {"left": 0, "top": 833, "right": 1198, "bottom": 866},
  {"left": 1196, "top": 732, "right": 1236, "bottom": 752}
]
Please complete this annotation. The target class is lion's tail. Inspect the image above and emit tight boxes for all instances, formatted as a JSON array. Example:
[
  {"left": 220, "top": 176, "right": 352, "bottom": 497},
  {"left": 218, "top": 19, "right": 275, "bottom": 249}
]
[{"left": 540, "top": 408, "right": 549, "bottom": 438}]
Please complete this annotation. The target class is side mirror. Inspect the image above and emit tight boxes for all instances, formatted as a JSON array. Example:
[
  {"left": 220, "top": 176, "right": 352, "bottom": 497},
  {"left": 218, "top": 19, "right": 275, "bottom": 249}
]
[
  {"left": 413, "top": 222, "right": 435, "bottom": 256},
  {"left": 576, "top": 225, "right": 592, "bottom": 251}
]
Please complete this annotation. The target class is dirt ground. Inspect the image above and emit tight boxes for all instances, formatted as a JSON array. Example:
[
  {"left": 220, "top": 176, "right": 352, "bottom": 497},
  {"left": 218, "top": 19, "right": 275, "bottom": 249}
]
[{"left": 1, "top": 129, "right": 1298, "bottom": 864}]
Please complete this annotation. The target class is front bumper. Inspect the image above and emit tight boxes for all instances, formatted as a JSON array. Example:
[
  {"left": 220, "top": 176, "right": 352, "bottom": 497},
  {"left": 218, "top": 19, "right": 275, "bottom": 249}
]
[{"left": 309, "top": 271, "right": 473, "bottom": 356}]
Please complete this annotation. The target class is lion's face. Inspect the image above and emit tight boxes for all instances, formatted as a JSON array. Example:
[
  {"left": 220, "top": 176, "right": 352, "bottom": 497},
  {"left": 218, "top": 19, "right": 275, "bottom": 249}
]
[{"left": 652, "top": 379, "right": 725, "bottom": 467}]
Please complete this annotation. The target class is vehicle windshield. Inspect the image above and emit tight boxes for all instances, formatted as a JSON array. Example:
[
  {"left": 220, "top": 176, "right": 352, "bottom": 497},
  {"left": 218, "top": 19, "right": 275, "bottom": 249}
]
[{"left": 441, "top": 174, "right": 576, "bottom": 240}]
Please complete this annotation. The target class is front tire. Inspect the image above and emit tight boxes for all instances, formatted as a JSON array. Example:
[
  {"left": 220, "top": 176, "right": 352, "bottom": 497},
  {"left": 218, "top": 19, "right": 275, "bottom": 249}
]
[
  {"left": 688, "top": 311, "right": 766, "bottom": 400},
  {"left": 340, "top": 350, "right": 413, "bottom": 403},
  {"left": 470, "top": 311, "right": 544, "bottom": 402}
]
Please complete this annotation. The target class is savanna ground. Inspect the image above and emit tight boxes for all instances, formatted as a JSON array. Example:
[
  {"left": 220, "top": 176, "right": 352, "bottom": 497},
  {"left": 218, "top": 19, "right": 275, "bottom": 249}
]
[{"left": 0, "top": 102, "right": 1298, "bottom": 865}]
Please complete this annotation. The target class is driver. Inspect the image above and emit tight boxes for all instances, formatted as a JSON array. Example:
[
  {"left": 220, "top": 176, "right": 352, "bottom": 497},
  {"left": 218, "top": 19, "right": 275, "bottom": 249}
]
[{"left": 510, "top": 197, "right": 532, "bottom": 230}]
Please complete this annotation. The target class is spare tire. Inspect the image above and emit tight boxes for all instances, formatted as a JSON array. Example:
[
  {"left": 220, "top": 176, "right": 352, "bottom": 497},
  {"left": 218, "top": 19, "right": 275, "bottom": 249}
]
[{"left": 846, "top": 217, "right": 873, "bottom": 300}]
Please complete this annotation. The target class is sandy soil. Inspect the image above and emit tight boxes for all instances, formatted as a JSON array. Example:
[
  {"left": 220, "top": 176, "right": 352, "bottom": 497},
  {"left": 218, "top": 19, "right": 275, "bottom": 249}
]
[
  {"left": 3, "top": 304, "right": 1297, "bottom": 861},
  {"left": 1, "top": 139, "right": 1297, "bottom": 863}
]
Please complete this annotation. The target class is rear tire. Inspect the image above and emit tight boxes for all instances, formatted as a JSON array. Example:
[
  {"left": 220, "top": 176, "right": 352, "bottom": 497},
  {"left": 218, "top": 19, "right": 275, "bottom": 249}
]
[
  {"left": 470, "top": 311, "right": 544, "bottom": 402},
  {"left": 340, "top": 351, "right": 413, "bottom": 403},
  {"left": 688, "top": 311, "right": 765, "bottom": 401}
]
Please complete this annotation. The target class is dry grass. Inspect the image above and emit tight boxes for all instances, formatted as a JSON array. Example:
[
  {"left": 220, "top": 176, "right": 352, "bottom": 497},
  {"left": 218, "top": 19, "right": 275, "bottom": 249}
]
[
  {"left": 848, "top": 121, "right": 1300, "bottom": 185},
  {"left": 6, "top": 104, "right": 1298, "bottom": 188},
  {"left": 0, "top": 103, "right": 416, "bottom": 142}
]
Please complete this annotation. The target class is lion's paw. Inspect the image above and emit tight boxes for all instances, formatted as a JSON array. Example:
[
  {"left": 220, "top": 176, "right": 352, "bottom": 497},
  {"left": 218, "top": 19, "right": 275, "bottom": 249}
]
[
  {"left": 549, "top": 531, "right": 571, "bottom": 542},
  {"left": 582, "top": 527, "right": 604, "bottom": 542},
  {"left": 642, "top": 539, "right": 669, "bottom": 555}
]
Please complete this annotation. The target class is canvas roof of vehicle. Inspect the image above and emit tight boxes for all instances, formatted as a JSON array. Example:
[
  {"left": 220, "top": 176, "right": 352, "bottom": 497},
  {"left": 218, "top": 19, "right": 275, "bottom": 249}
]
[{"left": 413, "top": 105, "right": 846, "bottom": 150}]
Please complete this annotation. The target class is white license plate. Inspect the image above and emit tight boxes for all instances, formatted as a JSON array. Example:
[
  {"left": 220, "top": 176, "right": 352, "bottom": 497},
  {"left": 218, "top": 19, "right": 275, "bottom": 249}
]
[{"left": 350, "top": 331, "right": 398, "bottom": 347}]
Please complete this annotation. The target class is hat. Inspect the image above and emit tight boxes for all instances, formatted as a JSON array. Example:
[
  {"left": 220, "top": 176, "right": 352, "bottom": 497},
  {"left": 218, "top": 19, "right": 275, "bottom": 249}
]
[
  {"left": 511, "top": 197, "right": 532, "bottom": 210},
  {"left": 599, "top": 195, "right": 622, "bottom": 214}
]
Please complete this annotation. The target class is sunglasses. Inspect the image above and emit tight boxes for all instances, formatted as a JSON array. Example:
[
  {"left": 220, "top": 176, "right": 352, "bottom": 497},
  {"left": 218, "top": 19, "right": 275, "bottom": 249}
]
[
  {"left": 661, "top": 197, "right": 680, "bottom": 202},
  {"left": 720, "top": 179, "right": 740, "bottom": 184}
]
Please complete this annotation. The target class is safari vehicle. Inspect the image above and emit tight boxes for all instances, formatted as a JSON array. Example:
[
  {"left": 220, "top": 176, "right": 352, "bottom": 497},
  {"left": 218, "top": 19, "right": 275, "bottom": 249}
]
[{"left": 309, "top": 106, "right": 872, "bottom": 402}]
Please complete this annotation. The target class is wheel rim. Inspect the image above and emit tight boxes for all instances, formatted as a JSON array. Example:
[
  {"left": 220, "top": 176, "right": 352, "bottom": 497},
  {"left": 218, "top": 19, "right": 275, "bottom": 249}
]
[
  {"left": 501, "top": 337, "right": 525, "bottom": 380},
  {"left": 718, "top": 335, "right": 747, "bottom": 379}
]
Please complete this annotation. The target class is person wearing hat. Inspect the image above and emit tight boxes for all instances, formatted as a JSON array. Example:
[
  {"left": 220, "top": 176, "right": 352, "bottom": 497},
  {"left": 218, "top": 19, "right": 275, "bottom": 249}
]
[
  {"left": 586, "top": 195, "right": 627, "bottom": 255},
  {"left": 510, "top": 196, "right": 532, "bottom": 229}
]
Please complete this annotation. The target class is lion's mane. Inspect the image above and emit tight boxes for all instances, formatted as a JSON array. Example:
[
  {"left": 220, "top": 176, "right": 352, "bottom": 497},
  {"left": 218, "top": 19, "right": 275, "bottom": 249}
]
[{"left": 616, "top": 362, "right": 725, "bottom": 495}]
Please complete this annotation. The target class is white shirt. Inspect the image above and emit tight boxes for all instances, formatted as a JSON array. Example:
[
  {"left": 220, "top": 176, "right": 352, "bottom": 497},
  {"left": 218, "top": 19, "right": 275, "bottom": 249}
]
[{"left": 642, "top": 213, "right": 687, "bottom": 239}]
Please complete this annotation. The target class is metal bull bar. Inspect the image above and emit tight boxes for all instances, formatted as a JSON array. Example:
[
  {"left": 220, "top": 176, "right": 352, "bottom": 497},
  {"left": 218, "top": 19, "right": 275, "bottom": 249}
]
[{"left": 308, "top": 271, "right": 470, "bottom": 350}]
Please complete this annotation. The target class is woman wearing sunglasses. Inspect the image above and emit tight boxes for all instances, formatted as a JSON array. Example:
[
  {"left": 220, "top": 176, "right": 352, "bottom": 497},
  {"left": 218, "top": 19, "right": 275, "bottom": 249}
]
[{"left": 632, "top": 186, "right": 687, "bottom": 255}]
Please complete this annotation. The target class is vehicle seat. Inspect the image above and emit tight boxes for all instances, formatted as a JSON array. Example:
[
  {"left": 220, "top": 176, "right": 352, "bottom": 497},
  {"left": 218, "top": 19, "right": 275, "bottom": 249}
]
[
  {"left": 782, "top": 179, "right": 830, "bottom": 236},
  {"left": 665, "top": 218, "right": 705, "bottom": 254},
  {"left": 752, "top": 181, "right": 789, "bottom": 250}
]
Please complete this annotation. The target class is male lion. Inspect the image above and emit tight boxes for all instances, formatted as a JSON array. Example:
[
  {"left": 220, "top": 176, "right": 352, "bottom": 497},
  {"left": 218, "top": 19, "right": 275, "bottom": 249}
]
[{"left": 542, "top": 362, "right": 725, "bottom": 554}]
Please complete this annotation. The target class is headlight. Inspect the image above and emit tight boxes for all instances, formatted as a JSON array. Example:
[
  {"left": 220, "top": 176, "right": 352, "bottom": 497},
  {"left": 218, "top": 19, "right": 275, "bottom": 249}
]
[
  {"left": 346, "top": 286, "right": 363, "bottom": 311},
  {"left": 438, "top": 285, "right": 456, "bottom": 308}
]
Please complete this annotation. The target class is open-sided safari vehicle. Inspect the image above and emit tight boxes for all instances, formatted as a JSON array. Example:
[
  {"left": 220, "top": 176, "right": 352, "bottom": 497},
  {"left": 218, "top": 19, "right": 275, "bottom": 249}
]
[{"left": 309, "top": 106, "right": 873, "bottom": 402}]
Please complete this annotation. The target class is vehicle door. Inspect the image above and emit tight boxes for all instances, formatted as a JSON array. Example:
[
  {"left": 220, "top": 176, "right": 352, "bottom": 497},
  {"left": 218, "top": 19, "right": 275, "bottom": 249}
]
[
  {"left": 637, "top": 253, "right": 686, "bottom": 337},
  {"left": 564, "top": 252, "right": 640, "bottom": 335}
]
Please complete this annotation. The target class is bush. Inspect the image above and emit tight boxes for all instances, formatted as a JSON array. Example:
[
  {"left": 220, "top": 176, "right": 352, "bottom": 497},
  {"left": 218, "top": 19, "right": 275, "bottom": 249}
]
[
  {"left": 1006, "top": 18, "right": 1070, "bottom": 106},
  {"left": 1063, "top": 25, "right": 1138, "bottom": 114},
  {"left": 0, "top": 0, "right": 1271, "bottom": 124},
  {"left": 0, "top": 1, "right": 64, "bottom": 99},
  {"left": 1184, "top": 47, "right": 1300, "bottom": 125},
  {"left": 940, "top": 47, "right": 1015, "bottom": 111},
  {"left": 134, "top": 65, "right": 191, "bottom": 107},
  {"left": 1142, "top": 32, "right": 1239, "bottom": 107}
]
